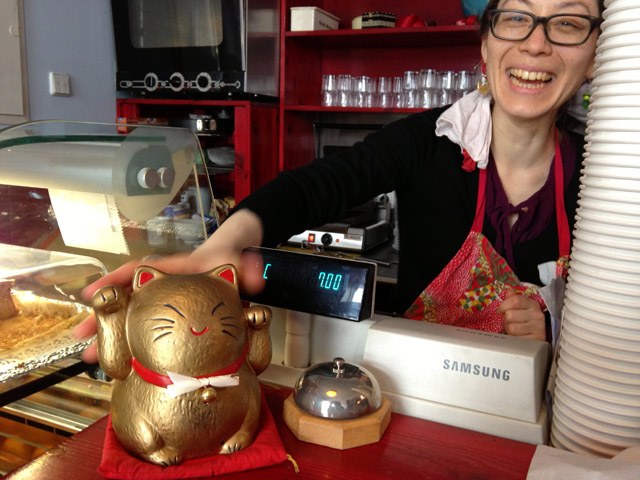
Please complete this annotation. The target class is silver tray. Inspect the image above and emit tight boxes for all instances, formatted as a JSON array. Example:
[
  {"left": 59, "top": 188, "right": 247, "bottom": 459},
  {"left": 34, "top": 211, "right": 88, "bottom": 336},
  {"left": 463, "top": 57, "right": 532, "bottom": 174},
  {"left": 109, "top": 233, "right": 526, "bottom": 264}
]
[{"left": 0, "top": 296, "right": 95, "bottom": 383}]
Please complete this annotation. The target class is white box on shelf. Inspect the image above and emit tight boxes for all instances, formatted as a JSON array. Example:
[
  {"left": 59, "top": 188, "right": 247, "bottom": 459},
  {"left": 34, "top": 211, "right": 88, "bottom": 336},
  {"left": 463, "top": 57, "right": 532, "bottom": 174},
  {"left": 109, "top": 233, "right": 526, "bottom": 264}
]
[{"left": 290, "top": 7, "right": 340, "bottom": 31}]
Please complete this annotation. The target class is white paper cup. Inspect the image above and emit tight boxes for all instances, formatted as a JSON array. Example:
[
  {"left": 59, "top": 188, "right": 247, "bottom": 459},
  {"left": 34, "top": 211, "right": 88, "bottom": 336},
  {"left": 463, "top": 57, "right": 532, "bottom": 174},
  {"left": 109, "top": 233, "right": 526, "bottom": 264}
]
[
  {"left": 563, "top": 298, "right": 640, "bottom": 341},
  {"left": 595, "top": 45, "right": 640, "bottom": 63},
  {"left": 561, "top": 321, "right": 640, "bottom": 363},
  {"left": 567, "top": 276, "right": 640, "bottom": 313},
  {"left": 561, "top": 335, "right": 640, "bottom": 378},
  {"left": 572, "top": 234, "right": 640, "bottom": 266},
  {"left": 554, "top": 395, "right": 640, "bottom": 443},
  {"left": 577, "top": 196, "right": 640, "bottom": 218},
  {"left": 587, "top": 105, "right": 640, "bottom": 119},
  {"left": 603, "top": 1, "right": 640, "bottom": 18},
  {"left": 589, "top": 93, "right": 640, "bottom": 107},
  {"left": 554, "top": 395, "right": 640, "bottom": 445},
  {"left": 556, "top": 362, "right": 640, "bottom": 417},
  {"left": 573, "top": 226, "right": 640, "bottom": 252},
  {"left": 556, "top": 361, "right": 640, "bottom": 408},
  {"left": 579, "top": 174, "right": 640, "bottom": 192},
  {"left": 551, "top": 425, "right": 604, "bottom": 457},
  {"left": 589, "top": 82, "right": 640, "bottom": 97},
  {"left": 571, "top": 243, "right": 640, "bottom": 273},
  {"left": 564, "top": 297, "right": 640, "bottom": 336},
  {"left": 585, "top": 147, "right": 640, "bottom": 159},
  {"left": 565, "top": 287, "right": 640, "bottom": 329},
  {"left": 555, "top": 390, "right": 640, "bottom": 436},
  {"left": 580, "top": 163, "right": 640, "bottom": 181},
  {"left": 586, "top": 129, "right": 640, "bottom": 143},
  {"left": 595, "top": 57, "right": 640, "bottom": 74},
  {"left": 592, "top": 69, "right": 640, "bottom": 85},
  {"left": 584, "top": 145, "right": 640, "bottom": 160},
  {"left": 570, "top": 253, "right": 640, "bottom": 284},
  {"left": 587, "top": 117, "right": 640, "bottom": 132},
  {"left": 602, "top": 8, "right": 640, "bottom": 23},
  {"left": 598, "top": 29, "right": 640, "bottom": 46},
  {"left": 555, "top": 390, "right": 640, "bottom": 438},
  {"left": 576, "top": 215, "right": 640, "bottom": 253},
  {"left": 558, "top": 352, "right": 640, "bottom": 398},
  {"left": 596, "top": 34, "right": 640, "bottom": 52},
  {"left": 579, "top": 184, "right": 640, "bottom": 204},
  {"left": 600, "top": 19, "right": 640, "bottom": 36},
  {"left": 553, "top": 407, "right": 635, "bottom": 456}
]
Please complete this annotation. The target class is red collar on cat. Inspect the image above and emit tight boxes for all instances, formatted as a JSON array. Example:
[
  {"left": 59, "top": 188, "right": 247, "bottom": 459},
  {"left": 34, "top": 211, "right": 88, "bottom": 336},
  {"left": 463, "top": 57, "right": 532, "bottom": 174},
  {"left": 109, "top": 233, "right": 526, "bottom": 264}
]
[{"left": 131, "top": 342, "right": 249, "bottom": 388}]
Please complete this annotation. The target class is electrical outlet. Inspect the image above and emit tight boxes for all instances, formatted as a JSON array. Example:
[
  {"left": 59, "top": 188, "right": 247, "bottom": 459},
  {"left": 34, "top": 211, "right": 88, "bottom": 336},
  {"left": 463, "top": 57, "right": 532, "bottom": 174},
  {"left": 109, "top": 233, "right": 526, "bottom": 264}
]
[{"left": 49, "top": 72, "right": 71, "bottom": 96}]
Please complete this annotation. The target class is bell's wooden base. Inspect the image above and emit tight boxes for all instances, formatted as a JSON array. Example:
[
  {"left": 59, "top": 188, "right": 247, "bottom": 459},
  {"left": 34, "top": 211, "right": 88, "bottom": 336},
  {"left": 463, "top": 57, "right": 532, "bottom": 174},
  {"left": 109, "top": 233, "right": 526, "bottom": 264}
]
[{"left": 282, "top": 393, "right": 391, "bottom": 450}]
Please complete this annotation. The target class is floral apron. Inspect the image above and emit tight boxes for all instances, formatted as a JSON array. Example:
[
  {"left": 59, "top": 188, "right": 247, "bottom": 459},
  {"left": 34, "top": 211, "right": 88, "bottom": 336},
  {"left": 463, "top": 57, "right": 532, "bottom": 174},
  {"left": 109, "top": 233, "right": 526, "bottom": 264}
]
[{"left": 404, "top": 135, "right": 571, "bottom": 333}]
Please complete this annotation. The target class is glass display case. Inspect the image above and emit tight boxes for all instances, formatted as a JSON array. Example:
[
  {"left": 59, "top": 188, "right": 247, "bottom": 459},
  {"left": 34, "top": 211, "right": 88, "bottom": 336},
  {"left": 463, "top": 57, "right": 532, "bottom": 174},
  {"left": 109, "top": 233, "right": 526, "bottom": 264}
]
[{"left": 0, "top": 120, "right": 213, "bottom": 475}]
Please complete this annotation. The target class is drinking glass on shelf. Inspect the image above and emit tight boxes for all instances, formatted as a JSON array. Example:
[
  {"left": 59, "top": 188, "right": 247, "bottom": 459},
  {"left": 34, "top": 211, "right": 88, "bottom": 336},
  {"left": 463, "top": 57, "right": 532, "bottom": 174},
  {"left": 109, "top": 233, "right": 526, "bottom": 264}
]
[
  {"left": 365, "top": 76, "right": 377, "bottom": 108},
  {"left": 378, "top": 76, "right": 393, "bottom": 108},
  {"left": 337, "top": 74, "right": 352, "bottom": 108},
  {"left": 321, "top": 74, "right": 337, "bottom": 107},
  {"left": 353, "top": 75, "right": 368, "bottom": 108},
  {"left": 438, "top": 70, "right": 457, "bottom": 106},
  {"left": 393, "top": 76, "right": 404, "bottom": 108},
  {"left": 402, "top": 70, "right": 419, "bottom": 108},
  {"left": 419, "top": 69, "right": 438, "bottom": 108},
  {"left": 456, "top": 70, "right": 475, "bottom": 100}
]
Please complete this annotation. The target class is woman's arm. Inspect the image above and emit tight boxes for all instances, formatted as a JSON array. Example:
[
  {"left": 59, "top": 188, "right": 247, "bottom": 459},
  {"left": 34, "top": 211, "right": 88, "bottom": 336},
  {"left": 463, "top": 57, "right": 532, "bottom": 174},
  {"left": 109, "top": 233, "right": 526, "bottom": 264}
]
[{"left": 74, "top": 209, "right": 266, "bottom": 363}]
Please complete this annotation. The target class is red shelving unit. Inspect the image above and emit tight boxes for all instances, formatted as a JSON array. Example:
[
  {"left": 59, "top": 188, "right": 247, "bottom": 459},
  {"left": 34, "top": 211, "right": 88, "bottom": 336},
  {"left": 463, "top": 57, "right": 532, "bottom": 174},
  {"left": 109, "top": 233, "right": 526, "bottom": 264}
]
[
  {"left": 116, "top": 98, "right": 278, "bottom": 203},
  {"left": 278, "top": 0, "right": 482, "bottom": 171}
]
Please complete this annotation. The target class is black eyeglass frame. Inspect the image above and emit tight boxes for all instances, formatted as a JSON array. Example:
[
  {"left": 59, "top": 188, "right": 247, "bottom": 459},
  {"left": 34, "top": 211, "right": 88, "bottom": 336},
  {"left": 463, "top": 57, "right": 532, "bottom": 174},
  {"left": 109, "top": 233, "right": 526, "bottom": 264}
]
[{"left": 488, "top": 9, "right": 603, "bottom": 46}]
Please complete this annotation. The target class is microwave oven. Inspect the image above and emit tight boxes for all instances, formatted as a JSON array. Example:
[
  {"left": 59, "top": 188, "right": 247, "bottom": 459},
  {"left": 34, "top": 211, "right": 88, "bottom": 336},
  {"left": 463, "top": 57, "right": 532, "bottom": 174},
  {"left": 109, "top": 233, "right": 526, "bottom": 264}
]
[{"left": 110, "top": 0, "right": 280, "bottom": 100}]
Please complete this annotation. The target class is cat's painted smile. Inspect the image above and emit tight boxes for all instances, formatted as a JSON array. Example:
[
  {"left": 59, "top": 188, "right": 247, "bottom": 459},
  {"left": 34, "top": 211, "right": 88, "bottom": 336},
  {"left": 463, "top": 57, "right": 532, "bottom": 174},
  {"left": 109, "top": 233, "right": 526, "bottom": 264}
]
[{"left": 190, "top": 326, "right": 210, "bottom": 336}]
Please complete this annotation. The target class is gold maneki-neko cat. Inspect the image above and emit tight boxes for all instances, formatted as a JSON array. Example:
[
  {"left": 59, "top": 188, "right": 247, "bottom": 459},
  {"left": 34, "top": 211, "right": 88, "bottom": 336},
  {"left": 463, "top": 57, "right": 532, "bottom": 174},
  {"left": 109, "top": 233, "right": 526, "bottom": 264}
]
[{"left": 92, "top": 265, "right": 272, "bottom": 466}]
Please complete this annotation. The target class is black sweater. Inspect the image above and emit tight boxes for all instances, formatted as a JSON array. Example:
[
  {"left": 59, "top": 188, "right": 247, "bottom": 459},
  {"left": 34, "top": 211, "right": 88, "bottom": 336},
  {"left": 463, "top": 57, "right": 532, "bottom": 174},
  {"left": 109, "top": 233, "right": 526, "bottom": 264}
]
[{"left": 236, "top": 107, "right": 583, "bottom": 314}]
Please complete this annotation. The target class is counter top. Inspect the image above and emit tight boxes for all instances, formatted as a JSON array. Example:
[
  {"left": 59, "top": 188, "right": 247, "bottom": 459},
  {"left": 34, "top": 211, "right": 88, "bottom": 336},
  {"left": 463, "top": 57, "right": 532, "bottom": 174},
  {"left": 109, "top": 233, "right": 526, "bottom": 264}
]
[{"left": 5, "top": 384, "right": 536, "bottom": 480}]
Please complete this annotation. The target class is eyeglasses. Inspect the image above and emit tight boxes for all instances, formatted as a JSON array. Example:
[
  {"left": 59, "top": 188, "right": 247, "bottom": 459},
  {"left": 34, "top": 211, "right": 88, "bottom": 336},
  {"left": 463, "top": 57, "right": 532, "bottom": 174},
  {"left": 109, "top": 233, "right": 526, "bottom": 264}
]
[{"left": 489, "top": 9, "right": 602, "bottom": 46}]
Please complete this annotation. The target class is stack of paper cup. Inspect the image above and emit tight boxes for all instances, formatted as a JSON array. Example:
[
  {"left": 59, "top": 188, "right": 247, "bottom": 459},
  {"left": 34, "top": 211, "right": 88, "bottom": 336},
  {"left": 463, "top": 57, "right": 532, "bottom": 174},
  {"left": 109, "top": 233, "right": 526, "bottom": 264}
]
[{"left": 551, "top": 0, "right": 640, "bottom": 457}]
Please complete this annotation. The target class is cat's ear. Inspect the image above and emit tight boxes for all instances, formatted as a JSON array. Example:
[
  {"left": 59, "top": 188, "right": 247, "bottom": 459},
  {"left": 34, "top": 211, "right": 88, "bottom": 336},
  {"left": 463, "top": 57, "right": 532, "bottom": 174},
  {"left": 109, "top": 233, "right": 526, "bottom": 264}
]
[
  {"left": 209, "top": 264, "right": 238, "bottom": 288},
  {"left": 132, "top": 266, "right": 166, "bottom": 291}
]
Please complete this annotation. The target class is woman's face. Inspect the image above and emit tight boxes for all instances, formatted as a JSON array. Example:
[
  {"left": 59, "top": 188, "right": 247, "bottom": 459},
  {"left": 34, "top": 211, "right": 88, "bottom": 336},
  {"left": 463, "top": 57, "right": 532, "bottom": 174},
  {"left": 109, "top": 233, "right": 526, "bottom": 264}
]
[{"left": 481, "top": 0, "right": 599, "bottom": 123}]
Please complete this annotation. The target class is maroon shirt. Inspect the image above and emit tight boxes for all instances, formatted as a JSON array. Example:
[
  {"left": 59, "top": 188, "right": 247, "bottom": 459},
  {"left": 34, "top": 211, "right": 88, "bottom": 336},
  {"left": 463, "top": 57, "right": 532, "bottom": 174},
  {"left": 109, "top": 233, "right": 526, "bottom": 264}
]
[{"left": 485, "top": 133, "right": 577, "bottom": 275}]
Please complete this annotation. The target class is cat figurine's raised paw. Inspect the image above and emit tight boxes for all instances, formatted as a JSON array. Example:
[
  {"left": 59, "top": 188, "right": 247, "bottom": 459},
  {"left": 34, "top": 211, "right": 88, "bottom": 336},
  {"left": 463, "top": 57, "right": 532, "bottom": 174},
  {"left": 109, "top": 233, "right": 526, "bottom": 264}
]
[{"left": 92, "top": 265, "right": 272, "bottom": 465}]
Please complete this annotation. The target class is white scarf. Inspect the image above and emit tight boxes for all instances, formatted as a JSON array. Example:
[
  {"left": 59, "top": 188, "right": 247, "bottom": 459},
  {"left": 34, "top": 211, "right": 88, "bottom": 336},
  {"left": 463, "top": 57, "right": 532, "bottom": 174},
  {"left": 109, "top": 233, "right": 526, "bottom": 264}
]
[{"left": 435, "top": 90, "right": 493, "bottom": 169}]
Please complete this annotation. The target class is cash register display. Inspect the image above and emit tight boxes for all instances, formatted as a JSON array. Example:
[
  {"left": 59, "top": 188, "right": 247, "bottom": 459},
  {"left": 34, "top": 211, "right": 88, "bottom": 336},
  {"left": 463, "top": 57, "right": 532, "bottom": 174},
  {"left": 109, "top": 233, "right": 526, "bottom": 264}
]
[{"left": 242, "top": 247, "right": 376, "bottom": 321}]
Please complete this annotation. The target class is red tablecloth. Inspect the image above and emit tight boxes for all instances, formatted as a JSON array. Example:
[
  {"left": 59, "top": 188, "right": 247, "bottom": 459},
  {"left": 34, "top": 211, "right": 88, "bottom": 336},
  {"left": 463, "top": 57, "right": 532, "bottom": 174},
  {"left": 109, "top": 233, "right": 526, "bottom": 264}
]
[{"left": 6, "top": 384, "right": 536, "bottom": 480}]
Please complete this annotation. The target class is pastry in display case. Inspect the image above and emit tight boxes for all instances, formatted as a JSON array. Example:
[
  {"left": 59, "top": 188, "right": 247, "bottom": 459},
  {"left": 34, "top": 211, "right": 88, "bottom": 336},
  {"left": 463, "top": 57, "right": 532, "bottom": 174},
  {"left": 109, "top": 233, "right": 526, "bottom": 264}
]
[{"left": 0, "top": 244, "right": 105, "bottom": 383}]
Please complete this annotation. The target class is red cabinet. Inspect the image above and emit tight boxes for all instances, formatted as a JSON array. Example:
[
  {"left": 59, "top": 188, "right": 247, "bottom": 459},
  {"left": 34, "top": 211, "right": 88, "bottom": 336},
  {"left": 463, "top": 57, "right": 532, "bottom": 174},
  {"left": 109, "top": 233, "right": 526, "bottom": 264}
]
[{"left": 116, "top": 98, "right": 278, "bottom": 203}]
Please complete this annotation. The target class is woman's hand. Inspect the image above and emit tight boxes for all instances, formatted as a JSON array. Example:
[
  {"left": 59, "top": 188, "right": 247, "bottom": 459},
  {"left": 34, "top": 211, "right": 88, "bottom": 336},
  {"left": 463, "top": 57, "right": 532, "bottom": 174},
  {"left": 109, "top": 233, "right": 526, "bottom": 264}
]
[
  {"left": 74, "top": 209, "right": 265, "bottom": 363},
  {"left": 497, "top": 290, "right": 547, "bottom": 342}
]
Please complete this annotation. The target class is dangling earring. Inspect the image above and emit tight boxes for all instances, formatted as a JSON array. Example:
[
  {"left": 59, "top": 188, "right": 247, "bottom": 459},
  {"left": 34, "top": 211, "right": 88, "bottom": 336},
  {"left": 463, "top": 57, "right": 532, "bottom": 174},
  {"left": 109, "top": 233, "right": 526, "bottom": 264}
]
[
  {"left": 477, "top": 59, "right": 490, "bottom": 95},
  {"left": 582, "top": 78, "right": 592, "bottom": 110}
]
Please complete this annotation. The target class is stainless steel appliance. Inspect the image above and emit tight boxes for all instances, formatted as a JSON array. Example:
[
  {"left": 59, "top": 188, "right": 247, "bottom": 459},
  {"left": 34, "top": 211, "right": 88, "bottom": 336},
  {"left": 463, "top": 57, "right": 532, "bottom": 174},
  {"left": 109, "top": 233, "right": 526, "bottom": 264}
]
[{"left": 110, "top": 0, "right": 280, "bottom": 99}]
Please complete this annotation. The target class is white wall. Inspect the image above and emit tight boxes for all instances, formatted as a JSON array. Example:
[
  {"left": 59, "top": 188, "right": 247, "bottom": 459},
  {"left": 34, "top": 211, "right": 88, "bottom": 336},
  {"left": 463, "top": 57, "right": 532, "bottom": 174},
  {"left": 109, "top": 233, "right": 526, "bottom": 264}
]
[{"left": 21, "top": 0, "right": 116, "bottom": 124}]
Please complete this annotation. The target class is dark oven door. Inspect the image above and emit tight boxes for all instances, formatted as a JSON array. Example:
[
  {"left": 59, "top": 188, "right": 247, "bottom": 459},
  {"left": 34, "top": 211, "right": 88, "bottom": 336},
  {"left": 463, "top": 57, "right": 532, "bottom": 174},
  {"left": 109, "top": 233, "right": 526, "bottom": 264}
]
[{"left": 111, "top": 0, "right": 245, "bottom": 97}]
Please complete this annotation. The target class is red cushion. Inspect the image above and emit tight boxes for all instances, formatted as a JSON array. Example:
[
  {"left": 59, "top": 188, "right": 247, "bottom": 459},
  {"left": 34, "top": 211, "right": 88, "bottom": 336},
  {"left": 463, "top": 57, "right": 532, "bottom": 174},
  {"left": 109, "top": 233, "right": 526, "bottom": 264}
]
[{"left": 98, "top": 390, "right": 288, "bottom": 479}]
